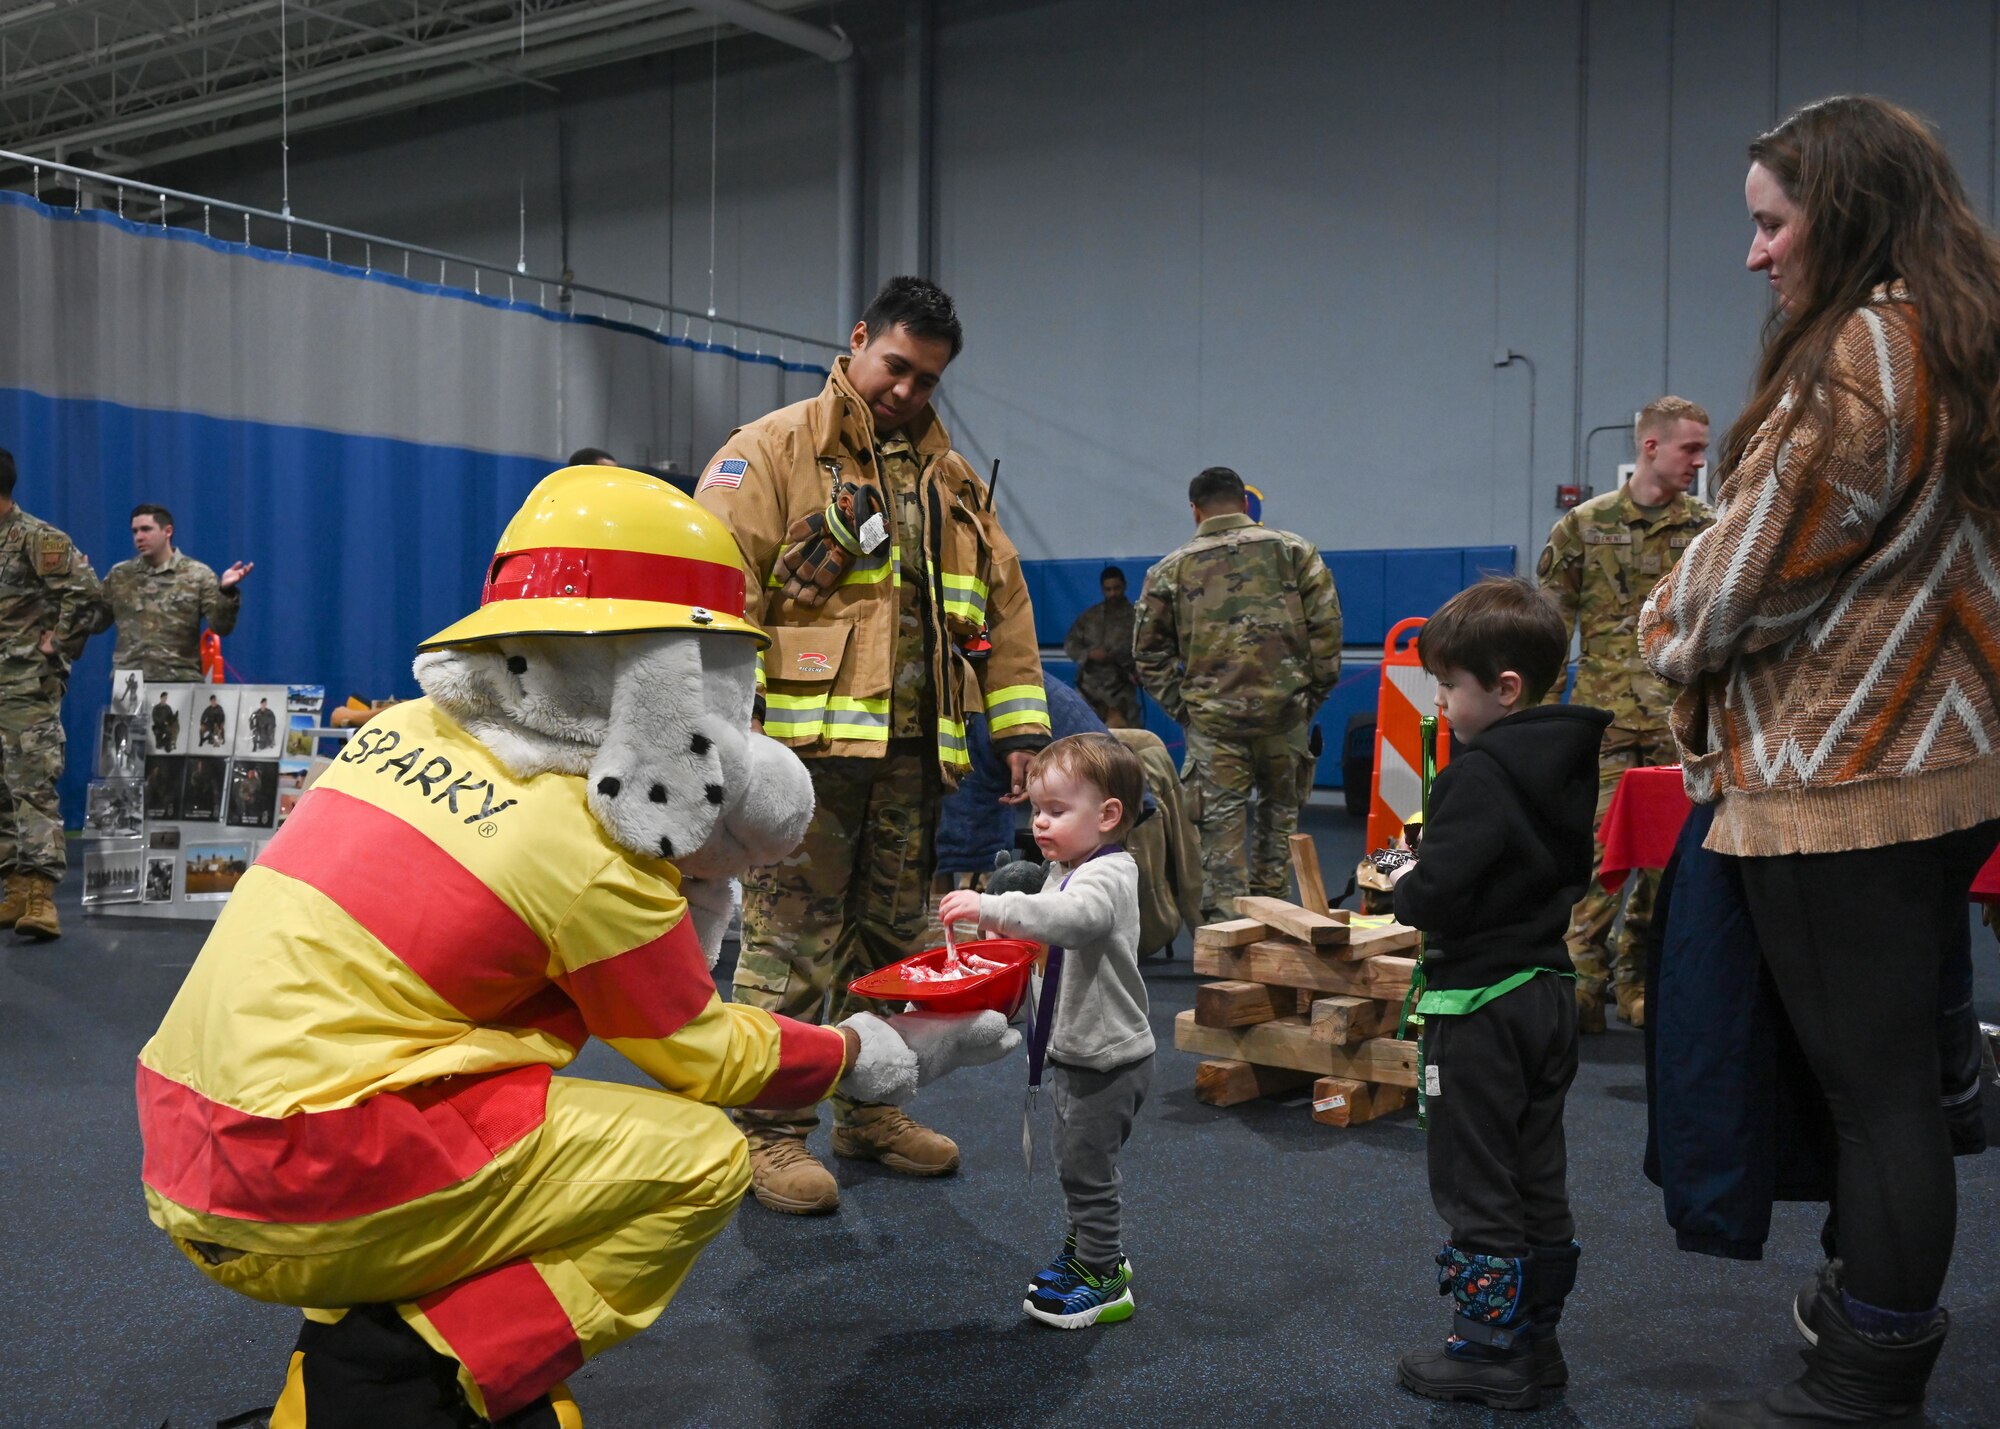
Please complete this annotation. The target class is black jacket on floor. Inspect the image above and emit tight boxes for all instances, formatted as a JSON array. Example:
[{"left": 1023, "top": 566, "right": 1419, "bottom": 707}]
[{"left": 1392, "top": 704, "right": 1611, "bottom": 992}]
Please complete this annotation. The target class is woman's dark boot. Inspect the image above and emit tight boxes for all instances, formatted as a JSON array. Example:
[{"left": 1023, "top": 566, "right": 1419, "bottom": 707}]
[{"left": 1697, "top": 1267, "right": 1946, "bottom": 1427}]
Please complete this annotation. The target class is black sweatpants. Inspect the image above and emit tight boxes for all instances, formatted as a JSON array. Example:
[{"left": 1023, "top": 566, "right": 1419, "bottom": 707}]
[
  {"left": 1425, "top": 971, "right": 1579, "bottom": 1256},
  {"left": 1737, "top": 818, "right": 2000, "bottom": 1312}
]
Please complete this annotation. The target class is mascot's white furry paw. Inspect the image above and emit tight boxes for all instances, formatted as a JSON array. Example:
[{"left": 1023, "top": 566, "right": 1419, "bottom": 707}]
[
  {"left": 679, "top": 875, "right": 739, "bottom": 970},
  {"left": 836, "top": 1010, "right": 1021, "bottom": 1105}
]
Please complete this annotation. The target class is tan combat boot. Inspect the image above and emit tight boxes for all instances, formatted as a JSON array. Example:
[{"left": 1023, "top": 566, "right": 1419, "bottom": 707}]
[
  {"left": 1575, "top": 982, "right": 1607, "bottom": 1035},
  {"left": 832, "top": 1105, "right": 961, "bottom": 1176},
  {"left": 1615, "top": 984, "right": 1646, "bottom": 1030},
  {"left": 13, "top": 874, "right": 59, "bottom": 941},
  {"left": 744, "top": 1129, "right": 839, "bottom": 1215},
  {"left": 0, "top": 872, "right": 30, "bottom": 928}
]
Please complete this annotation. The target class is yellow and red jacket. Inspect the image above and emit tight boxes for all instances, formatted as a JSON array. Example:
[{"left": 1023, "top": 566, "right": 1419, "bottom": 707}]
[
  {"left": 137, "top": 697, "right": 846, "bottom": 1244},
  {"left": 694, "top": 359, "right": 1050, "bottom": 783}
]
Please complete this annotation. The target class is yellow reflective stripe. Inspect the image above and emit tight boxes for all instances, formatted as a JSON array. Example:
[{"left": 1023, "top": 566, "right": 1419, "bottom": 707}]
[
  {"left": 988, "top": 709, "right": 1049, "bottom": 734},
  {"left": 825, "top": 720, "right": 892, "bottom": 741},
  {"left": 766, "top": 692, "right": 830, "bottom": 711},
  {"left": 940, "top": 571, "right": 990, "bottom": 601},
  {"left": 985, "top": 684, "right": 1047, "bottom": 708},
  {"left": 841, "top": 550, "right": 893, "bottom": 586}
]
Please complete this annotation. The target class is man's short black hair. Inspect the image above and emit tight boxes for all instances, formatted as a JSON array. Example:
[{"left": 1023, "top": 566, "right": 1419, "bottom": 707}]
[
  {"left": 860, "top": 277, "right": 964, "bottom": 360},
  {"left": 568, "top": 447, "right": 617, "bottom": 467},
  {"left": 131, "top": 503, "right": 174, "bottom": 529},
  {"left": 1189, "top": 466, "right": 1247, "bottom": 511},
  {"left": 1417, "top": 576, "right": 1570, "bottom": 703},
  {"left": 1099, "top": 565, "right": 1127, "bottom": 586},
  {"left": 0, "top": 448, "right": 15, "bottom": 500}
]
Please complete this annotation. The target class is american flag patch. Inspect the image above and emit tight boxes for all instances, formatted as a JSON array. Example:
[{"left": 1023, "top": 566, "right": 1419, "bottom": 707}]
[{"left": 699, "top": 458, "right": 748, "bottom": 491}]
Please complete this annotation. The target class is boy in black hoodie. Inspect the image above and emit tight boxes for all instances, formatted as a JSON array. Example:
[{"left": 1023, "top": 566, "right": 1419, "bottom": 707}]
[{"left": 1389, "top": 576, "right": 1611, "bottom": 1412}]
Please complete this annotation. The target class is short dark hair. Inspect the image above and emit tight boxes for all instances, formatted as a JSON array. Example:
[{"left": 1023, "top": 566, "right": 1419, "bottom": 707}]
[
  {"left": 1189, "top": 466, "right": 1247, "bottom": 512},
  {"left": 131, "top": 503, "right": 174, "bottom": 529},
  {"left": 1418, "top": 576, "right": 1569, "bottom": 702},
  {"left": 860, "top": 276, "right": 964, "bottom": 360},
  {"left": 0, "top": 448, "right": 14, "bottom": 500},
  {"left": 568, "top": 447, "right": 617, "bottom": 466},
  {"left": 1099, "top": 565, "right": 1127, "bottom": 586}
]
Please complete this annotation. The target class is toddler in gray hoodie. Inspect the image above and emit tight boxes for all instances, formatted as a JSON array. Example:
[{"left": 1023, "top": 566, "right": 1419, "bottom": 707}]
[{"left": 940, "top": 732, "right": 1154, "bottom": 1329}]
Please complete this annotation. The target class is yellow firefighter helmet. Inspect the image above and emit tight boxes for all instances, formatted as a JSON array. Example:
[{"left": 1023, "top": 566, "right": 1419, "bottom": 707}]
[{"left": 420, "top": 465, "right": 767, "bottom": 650}]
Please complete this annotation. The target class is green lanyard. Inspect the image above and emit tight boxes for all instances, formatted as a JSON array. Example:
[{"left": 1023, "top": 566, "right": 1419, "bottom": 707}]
[{"left": 1399, "top": 715, "right": 1442, "bottom": 1129}]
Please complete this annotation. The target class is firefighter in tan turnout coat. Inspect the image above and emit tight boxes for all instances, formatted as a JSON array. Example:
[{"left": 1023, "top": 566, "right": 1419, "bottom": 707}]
[{"left": 696, "top": 277, "right": 1051, "bottom": 1213}]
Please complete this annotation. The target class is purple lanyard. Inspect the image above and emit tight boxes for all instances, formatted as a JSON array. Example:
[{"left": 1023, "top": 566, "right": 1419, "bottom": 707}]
[{"left": 1023, "top": 843, "right": 1124, "bottom": 1090}]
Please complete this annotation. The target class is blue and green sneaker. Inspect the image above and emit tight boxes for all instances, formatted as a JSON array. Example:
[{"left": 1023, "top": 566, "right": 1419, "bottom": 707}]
[
  {"left": 1023, "top": 1255, "right": 1135, "bottom": 1329},
  {"left": 1029, "top": 1236, "right": 1132, "bottom": 1292}
]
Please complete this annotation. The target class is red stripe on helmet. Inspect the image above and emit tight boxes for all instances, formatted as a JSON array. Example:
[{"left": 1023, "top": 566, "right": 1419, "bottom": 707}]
[{"left": 482, "top": 546, "right": 746, "bottom": 618}]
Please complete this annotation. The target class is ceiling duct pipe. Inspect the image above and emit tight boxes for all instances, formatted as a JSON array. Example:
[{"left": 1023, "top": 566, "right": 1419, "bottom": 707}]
[{"left": 680, "top": 0, "right": 862, "bottom": 331}]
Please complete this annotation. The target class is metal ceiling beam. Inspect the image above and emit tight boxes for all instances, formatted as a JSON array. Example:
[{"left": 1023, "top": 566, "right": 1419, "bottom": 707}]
[
  {"left": 8, "top": 0, "right": 677, "bottom": 153},
  {"left": 678, "top": 0, "right": 850, "bottom": 63},
  {"left": 69, "top": 2, "right": 817, "bottom": 171}
]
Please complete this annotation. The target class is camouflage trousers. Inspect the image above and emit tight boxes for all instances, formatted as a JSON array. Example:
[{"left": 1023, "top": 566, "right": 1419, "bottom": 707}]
[
  {"left": 1565, "top": 723, "right": 1679, "bottom": 1002},
  {"left": 1182, "top": 722, "right": 1310, "bottom": 922},
  {"left": 732, "top": 743, "right": 937, "bottom": 1135},
  {"left": 0, "top": 685, "right": 67, "bottom": 881}
]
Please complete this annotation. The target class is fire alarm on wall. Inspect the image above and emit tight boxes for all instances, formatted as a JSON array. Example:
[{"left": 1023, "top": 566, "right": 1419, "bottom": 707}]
[{"left": 1556, "top": 484, "right": 1589, "bottom": 510}]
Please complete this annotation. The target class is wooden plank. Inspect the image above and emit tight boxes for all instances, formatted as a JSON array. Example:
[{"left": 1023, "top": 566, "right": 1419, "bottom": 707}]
[
  {"left": 1172, "top": 1010, "right": 1419, "bottom": 1087},
  {"left": 1195, "top": 980, "right": 1293, "bottom": 1029},
  {"left": 1196, "top": 940, "right": 1417, "bottom": 1000},
  {"left": 1311, "top": 1076, "right": 1415, "bottom": 1126},
  {"left": 1193, "top": 918, "right": 1268, "bottom": 949},
  {"left": 1308, "top": 994, "right": 1401, "bottom": 1045},
  {"left": 1194, "top": 1058, "right": 1316, "bottom": 1107},
  {"left": 1337, "top": 921, "right": 1421, "bottom": 962},
  {"left": 1289, "top": 834, "right": 1330, "bottom": 917},
  {"left": 1233, "top": 895, "right": 1350, "bottom": 946}
]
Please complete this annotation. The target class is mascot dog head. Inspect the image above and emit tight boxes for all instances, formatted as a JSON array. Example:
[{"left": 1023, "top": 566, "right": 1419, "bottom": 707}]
[{"left": 411, "top": 468, "right": 813, "bottom": 954}]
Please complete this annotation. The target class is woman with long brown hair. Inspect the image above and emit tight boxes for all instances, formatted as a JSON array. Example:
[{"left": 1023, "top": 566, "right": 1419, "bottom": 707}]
[{"left": 1642, "top": 95, "right": 2000, "bottom": 1427}]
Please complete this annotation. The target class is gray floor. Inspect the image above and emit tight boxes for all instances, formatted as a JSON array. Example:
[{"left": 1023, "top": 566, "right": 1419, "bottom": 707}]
[{"left": 7, "top": 806, "right": 2000, "bottom": 1427}]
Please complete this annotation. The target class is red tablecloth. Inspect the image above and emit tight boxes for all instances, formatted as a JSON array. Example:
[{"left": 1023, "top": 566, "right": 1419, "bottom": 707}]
[
  {"left": 1596, "top": 766, "right": 1695, "bottom": 891},
  {"left": 1597, "top": 763, "right": 2000, "bottom": 902}
]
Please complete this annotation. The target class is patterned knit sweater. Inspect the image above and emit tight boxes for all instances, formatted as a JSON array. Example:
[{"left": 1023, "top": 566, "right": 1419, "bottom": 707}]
[{"left": 1640, "top": 285, "right": 2000, "bottom": 856}]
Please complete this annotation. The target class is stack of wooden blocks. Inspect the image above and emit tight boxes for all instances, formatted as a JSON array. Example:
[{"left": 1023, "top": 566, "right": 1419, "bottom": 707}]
[{"left": 1175, "top": 836, "right": 1423, "bottom": 1128}]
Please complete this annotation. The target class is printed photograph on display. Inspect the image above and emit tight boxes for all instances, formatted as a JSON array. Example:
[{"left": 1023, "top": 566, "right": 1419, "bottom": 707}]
[
  {"left": 149, "top": 827, "right": 181, "bottom": 850},
  {"left": 278, "top": 788, "right": 305, "bottom": 824},
  {"left": 143, "top": 855, "right": 176, "bottom": 904},
  {"left": 193, "top": 687, "right": 239, "bottom": 752},
  {"left": 234, "top": 687, "right": 285, "bottom": 759},
  {"left": 226, "top": 760, "right": 277, "bottom": 829},
  {"left": 182, "top": 756, "right": 227, "bottom": 823},
  {"left": 148, "top": 684, "right": 195, "bottom": 755},
  {"left": 143, "top": 754, "right": 185, "bottom": 821},
  {"left": 85, "top": 780, "right": 143, "bottom": 837},
  {"left": 183, "top": 843, "right": 253, "bottom": 900},
  {"left": 284, "top": 686, "right": 326, "bottom": 758},
  {"left": 82, "top": 839, "right": 144, "bottom": 905},
  {"left": 110, "top": 668, "right": 144, "bottom": 716},
  {"left": 97, "top": 711, "right": 146, "bottom": 779}
]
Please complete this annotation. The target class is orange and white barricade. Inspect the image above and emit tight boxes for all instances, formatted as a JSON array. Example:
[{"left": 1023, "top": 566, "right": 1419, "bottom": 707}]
[{"left": 1368, "top": 617, "right": 1451, "bottom": 852}]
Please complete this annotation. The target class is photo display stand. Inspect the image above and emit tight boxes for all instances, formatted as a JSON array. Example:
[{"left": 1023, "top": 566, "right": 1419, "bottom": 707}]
[{"left": 93, "top": 680, "right": 335, "bottom": 923}]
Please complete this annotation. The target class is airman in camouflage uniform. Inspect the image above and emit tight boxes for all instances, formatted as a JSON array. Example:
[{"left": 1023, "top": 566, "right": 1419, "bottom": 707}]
[
  {"left": 1064, "top": 567, "right": 1142, "bottom": 726},
  {"left": 0, "top": 450, "right": 108, "bottom": 940},
  {"left": 1537, "top": 396, "right": 1714, "bottom": 1030},
  {"left": 1135, "top": 467, "right": 1342, "bottom": 922},
  {"left": 101, "top": 504, "right": 248, "bottom": 681}
]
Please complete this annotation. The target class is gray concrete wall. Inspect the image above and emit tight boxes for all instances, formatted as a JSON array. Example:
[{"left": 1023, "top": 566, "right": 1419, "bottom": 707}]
[{"left": 157, "top": 0, "right": 2000, "bottom": 561}]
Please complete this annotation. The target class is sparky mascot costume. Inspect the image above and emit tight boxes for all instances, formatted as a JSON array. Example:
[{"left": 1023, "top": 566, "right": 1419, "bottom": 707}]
[{"left": 135, "top": 469, "right": 1019, "bottom": 1426}]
